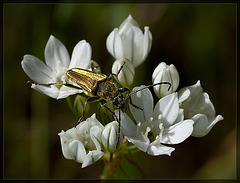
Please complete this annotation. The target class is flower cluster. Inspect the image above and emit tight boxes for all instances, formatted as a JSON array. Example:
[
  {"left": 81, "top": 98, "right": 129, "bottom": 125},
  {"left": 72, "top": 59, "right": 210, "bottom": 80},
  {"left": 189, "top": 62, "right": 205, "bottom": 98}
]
[{"left": 21, "top": 15, "right": 223, "bottom": 169}]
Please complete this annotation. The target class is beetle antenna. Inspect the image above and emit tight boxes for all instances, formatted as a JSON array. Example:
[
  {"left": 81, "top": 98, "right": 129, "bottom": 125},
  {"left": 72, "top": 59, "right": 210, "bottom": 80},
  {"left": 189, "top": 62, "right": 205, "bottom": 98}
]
[{"left": 124, "top": 82, "right": 171, "bottom": 100}]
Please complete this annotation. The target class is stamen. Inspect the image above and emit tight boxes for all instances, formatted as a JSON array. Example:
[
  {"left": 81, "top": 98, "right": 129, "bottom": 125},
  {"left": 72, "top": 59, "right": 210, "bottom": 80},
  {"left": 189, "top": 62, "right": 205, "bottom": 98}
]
[
  {"left": 145, "top": 126, "right": 151, "bottom": 136},
  {"left": 158, "top": 114, "right": 162, "bottom": 120},
  {"left": 158, "top": 123, "right": 164, "bottom": 140},
  {"left": 147, "top": 117, "right": 153, "bottom": 122},
  {"left": 159, "top": 123, "right": 164, "bottom": 130},
  {"left": 137, "top": 121, "right": 141, "bottom": 127}
]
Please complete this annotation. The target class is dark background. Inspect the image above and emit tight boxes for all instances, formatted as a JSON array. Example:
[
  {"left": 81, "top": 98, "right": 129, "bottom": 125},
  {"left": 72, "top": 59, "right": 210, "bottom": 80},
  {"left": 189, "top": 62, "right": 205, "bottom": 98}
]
[{"left": 3, "top": 3, "right": 236, "bottom": 179}]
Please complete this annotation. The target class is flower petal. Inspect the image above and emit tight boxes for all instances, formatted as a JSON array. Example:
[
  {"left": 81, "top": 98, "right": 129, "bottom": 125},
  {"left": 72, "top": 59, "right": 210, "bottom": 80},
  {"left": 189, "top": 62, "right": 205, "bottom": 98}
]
[
  {"left": 68, "top": 140, "right": 86, "bottom": 163},
  {"left": 106, "top": 28, "right": 124, "bottom": 59},
  {"left": 129, "top": 86, "right": 154, "bottom": 123},
  {"left": 90, "top": 126, "right": 104, "bottom": 151},
  {"left": 119, "top": 14, "right": 139, "bottom": 30},
  {"left": 44, "top": 35, "right": 70, "bottom": 69},
  {"left": 147, "top": 143, "right": 175, "bottom": 156},
  {"left": 82, "top": 150, "right": 105, "bottom": 168},
  {"left": 101, "top": 121, "right": 123, "bottom": 153},
  {"left": 162, "top": 120, "right": 194, "bottom": 144},
  {"left": 191, "top": 114, "right": 224, "bottom": 137},
  {"left": 126, "top": 135, "right": 150, "bottom": 152},
  {"left": 139, "top": 26, "right": 152, "bottom": 67},
  {"left": 57, "top": 85, "right": 82, "bottom": 99},
  {"left": 112, "top": 59, "right": 135, "bottom": 87},
  {"left": 69, "top": 40, "right": 91, "bottom": 69},
  {"left": 21, "top": 55, "right": 53, "bottom": 83},
  {"left": 31, "top": 85, "right": 59, "bottom": 99},
  {"left": 121, "top": 26, "right": 144, "bottom": 65},
  {"left": 153, "top": 93, "right": 179, "bottom": 127},
  {"left": 178, "top": 88, "right": 191, "bottom": 103},
  {"left": 58, "top": 130, "right": 76, "bottom": 160},
  {"left": 117, "top": 110, "right": 137, "bottom": 137}
]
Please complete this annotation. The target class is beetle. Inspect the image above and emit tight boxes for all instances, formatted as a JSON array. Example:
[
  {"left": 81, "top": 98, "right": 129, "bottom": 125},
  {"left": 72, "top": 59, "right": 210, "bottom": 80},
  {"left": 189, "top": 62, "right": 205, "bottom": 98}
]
[{"left": 29, "top": 62, "right": 171, "bottom": 148}]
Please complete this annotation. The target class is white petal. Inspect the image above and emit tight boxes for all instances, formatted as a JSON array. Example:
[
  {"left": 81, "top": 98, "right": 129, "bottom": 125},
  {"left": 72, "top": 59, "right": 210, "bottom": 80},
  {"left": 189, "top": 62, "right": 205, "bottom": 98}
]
[
  {"left": 117, "top": 110, "right": 137, "bottom": 137},
  {"left": 101, "top": 121, "right": 122, "bottom": 153},
  {"left": 69, "top": 40, "right": 91, "bottom": 69},
  {"left": 58, "top": 130, "right": 75, "bottom": 160},
  {"left": 153, "top": 93, "right": 179, "bottom": 127},
  {"left": 121, "top": 26, "right": 144, "bottom": 65},
  {"left": 152, "top": 62, "right": 167, "bottom": 80},
  {"left": 129, "top": 86, "right": 154, "bottom": 123},
  {"left": 138, "top": 26, "right": 152, "bottom": 67},
  {"left": 192, "top": 114, "right": 223, "bottom": 137},
  {"left": 57, "top": 85, "right": 82, "bottom": 99},
  {"left": 119, "top": 14, "right": 139, "bottom": 30},
  {"left": 90, "top": 126, "right": 104, "bottom": 151},
  {"left": 126, "top": 135, "right": 150, "bottom": 152},
  {"left": 106, "top": 28, "right": 123, "bottom": 59},
  {"left": 112, "top": 59, "right": 135, "bottom": 86},
  {"left": 82, "top": 150, "right": 105, "bottom": 168},
  {"left": 31, "top": 85, "right": 59, "bottom": 99},
  {"left": 68, "top": 140, "right": 86, "bottom": 163},
  {"left": 162, "top": 120, "right": 194, "bottom": 144},
  {"left": 178, "top": 88, "right": 191, "bottom": 103},
  {"left": 44, "top": 35, "right": 70, "bottom": 69},
  {"left": 21, "top": 55, "right": 53, "bottom": 83},
  {"left": 147, "top": 143, "right": 175, "bottom": 156}
]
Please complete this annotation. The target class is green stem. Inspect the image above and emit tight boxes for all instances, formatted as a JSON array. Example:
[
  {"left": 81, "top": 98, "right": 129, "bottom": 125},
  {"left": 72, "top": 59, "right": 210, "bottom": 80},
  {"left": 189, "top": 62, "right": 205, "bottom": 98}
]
[{"left": 109, "top": 152, "right": 113, "bottom": 162}]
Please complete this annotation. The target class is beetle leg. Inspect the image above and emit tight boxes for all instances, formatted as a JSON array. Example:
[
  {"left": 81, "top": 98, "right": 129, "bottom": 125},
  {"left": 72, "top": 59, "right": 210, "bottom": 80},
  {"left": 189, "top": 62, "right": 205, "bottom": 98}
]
[
  {"left": 120, "top": 88, "right": 143, "bottom": 111},
  {"left": 100, "top": 100, "right": 119, "bottom": 121},
  {"left": 109, "top": 61, "right": 127, "bottom": 80},
  {"left": 115, "top": 61, "right": 126, "bottom": 77},
  {"left": 100, "top": 100, "right": 121, "bottom": 148},
  {"left": 89, "top": 60, "right": 101, "bottom": 73},
  {"left": 76, "top": 97, "right": 100, "bottom": 125}
]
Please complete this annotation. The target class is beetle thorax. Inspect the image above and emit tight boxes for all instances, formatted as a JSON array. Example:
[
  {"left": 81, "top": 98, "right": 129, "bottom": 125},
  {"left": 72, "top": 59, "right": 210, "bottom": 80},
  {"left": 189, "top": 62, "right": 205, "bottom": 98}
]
[{"left": 96, "top": 81, "right": 119, "bottom": 100}]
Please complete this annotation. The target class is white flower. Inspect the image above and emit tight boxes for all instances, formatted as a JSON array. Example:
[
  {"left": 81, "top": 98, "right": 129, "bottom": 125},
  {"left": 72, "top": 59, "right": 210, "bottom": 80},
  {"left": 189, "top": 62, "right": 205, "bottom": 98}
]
[
  {"left": 21, "top": 35, "right": 92, "bottom": 99},
  {"left": 107, "top": 14, "right": 152, "bottom": 68},
  {"left": 112, "top": 59, "right": 135, "bottom": 87},
  {"left": 117, "top": 86, "right": 194, "bottom": 156},
  {"left": 58, "top": 114, "right": 105, "bottom": 168},
  {"left": 101, "top": 121, "right": 123, "bottom": 153},
  {"left": 152, "top": 62, "right": 180, "bottom": 98},
  {"left": 178, "top": 80, "right": 224, "bottom": 137}
]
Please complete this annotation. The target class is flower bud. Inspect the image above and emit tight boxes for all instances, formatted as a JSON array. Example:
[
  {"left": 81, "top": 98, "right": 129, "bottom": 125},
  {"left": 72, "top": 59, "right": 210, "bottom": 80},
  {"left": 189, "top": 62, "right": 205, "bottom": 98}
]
[
  {"left": 87, "top": 60, "right": 101, "bottom": 73},
  {"left": 74, "top": 95, "right": 88, "bottom": 118},
  {"left": 101, "top": 121, "right": 123, "bottom": 153},
  {"left": 112, "top": 59, "right": 135, "bottom": 87},
  {"left": 152, "top": 62, "right": 180, "bottom": 98},
  {"left": 106, "top": 14, "right": 152, "bottom": 68}
]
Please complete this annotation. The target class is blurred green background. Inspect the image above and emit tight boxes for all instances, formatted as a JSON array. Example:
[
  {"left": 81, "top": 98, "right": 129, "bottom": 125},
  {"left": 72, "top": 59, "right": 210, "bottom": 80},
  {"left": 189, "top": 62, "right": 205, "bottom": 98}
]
[{"left": 3, "top": 3, "right": 236, "bottom": 180}]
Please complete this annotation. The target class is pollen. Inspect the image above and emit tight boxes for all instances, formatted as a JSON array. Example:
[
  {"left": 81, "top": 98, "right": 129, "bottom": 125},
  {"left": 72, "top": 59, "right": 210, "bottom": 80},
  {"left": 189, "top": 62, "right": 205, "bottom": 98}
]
[{"left": 147, "top": 117, "right": 153, "bottom": 122}]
